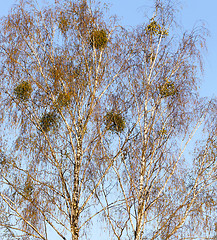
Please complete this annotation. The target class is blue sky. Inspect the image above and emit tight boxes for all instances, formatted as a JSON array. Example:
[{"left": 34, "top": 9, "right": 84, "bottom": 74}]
[
  {"left": 181, "top": 0, "right": 217, "bottom": 98},
  {"left": 0, "top": 0, "right": 216, "bottom": 239}
]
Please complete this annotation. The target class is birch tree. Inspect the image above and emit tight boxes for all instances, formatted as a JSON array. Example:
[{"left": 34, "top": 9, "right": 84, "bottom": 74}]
[
  {"left": 91, "top": 1, "right": 217, "bottom": 240},
  {"left": 0, "top": 0, "right": 130, "bottom": 239},
  {"left": 0, "top": 0, "right": 216, "bottom": 240}
]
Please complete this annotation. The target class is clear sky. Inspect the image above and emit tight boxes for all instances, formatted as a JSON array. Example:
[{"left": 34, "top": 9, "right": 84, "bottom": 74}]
[{"left": 0, "top": 0, "right": 216, "bottom": 239}]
